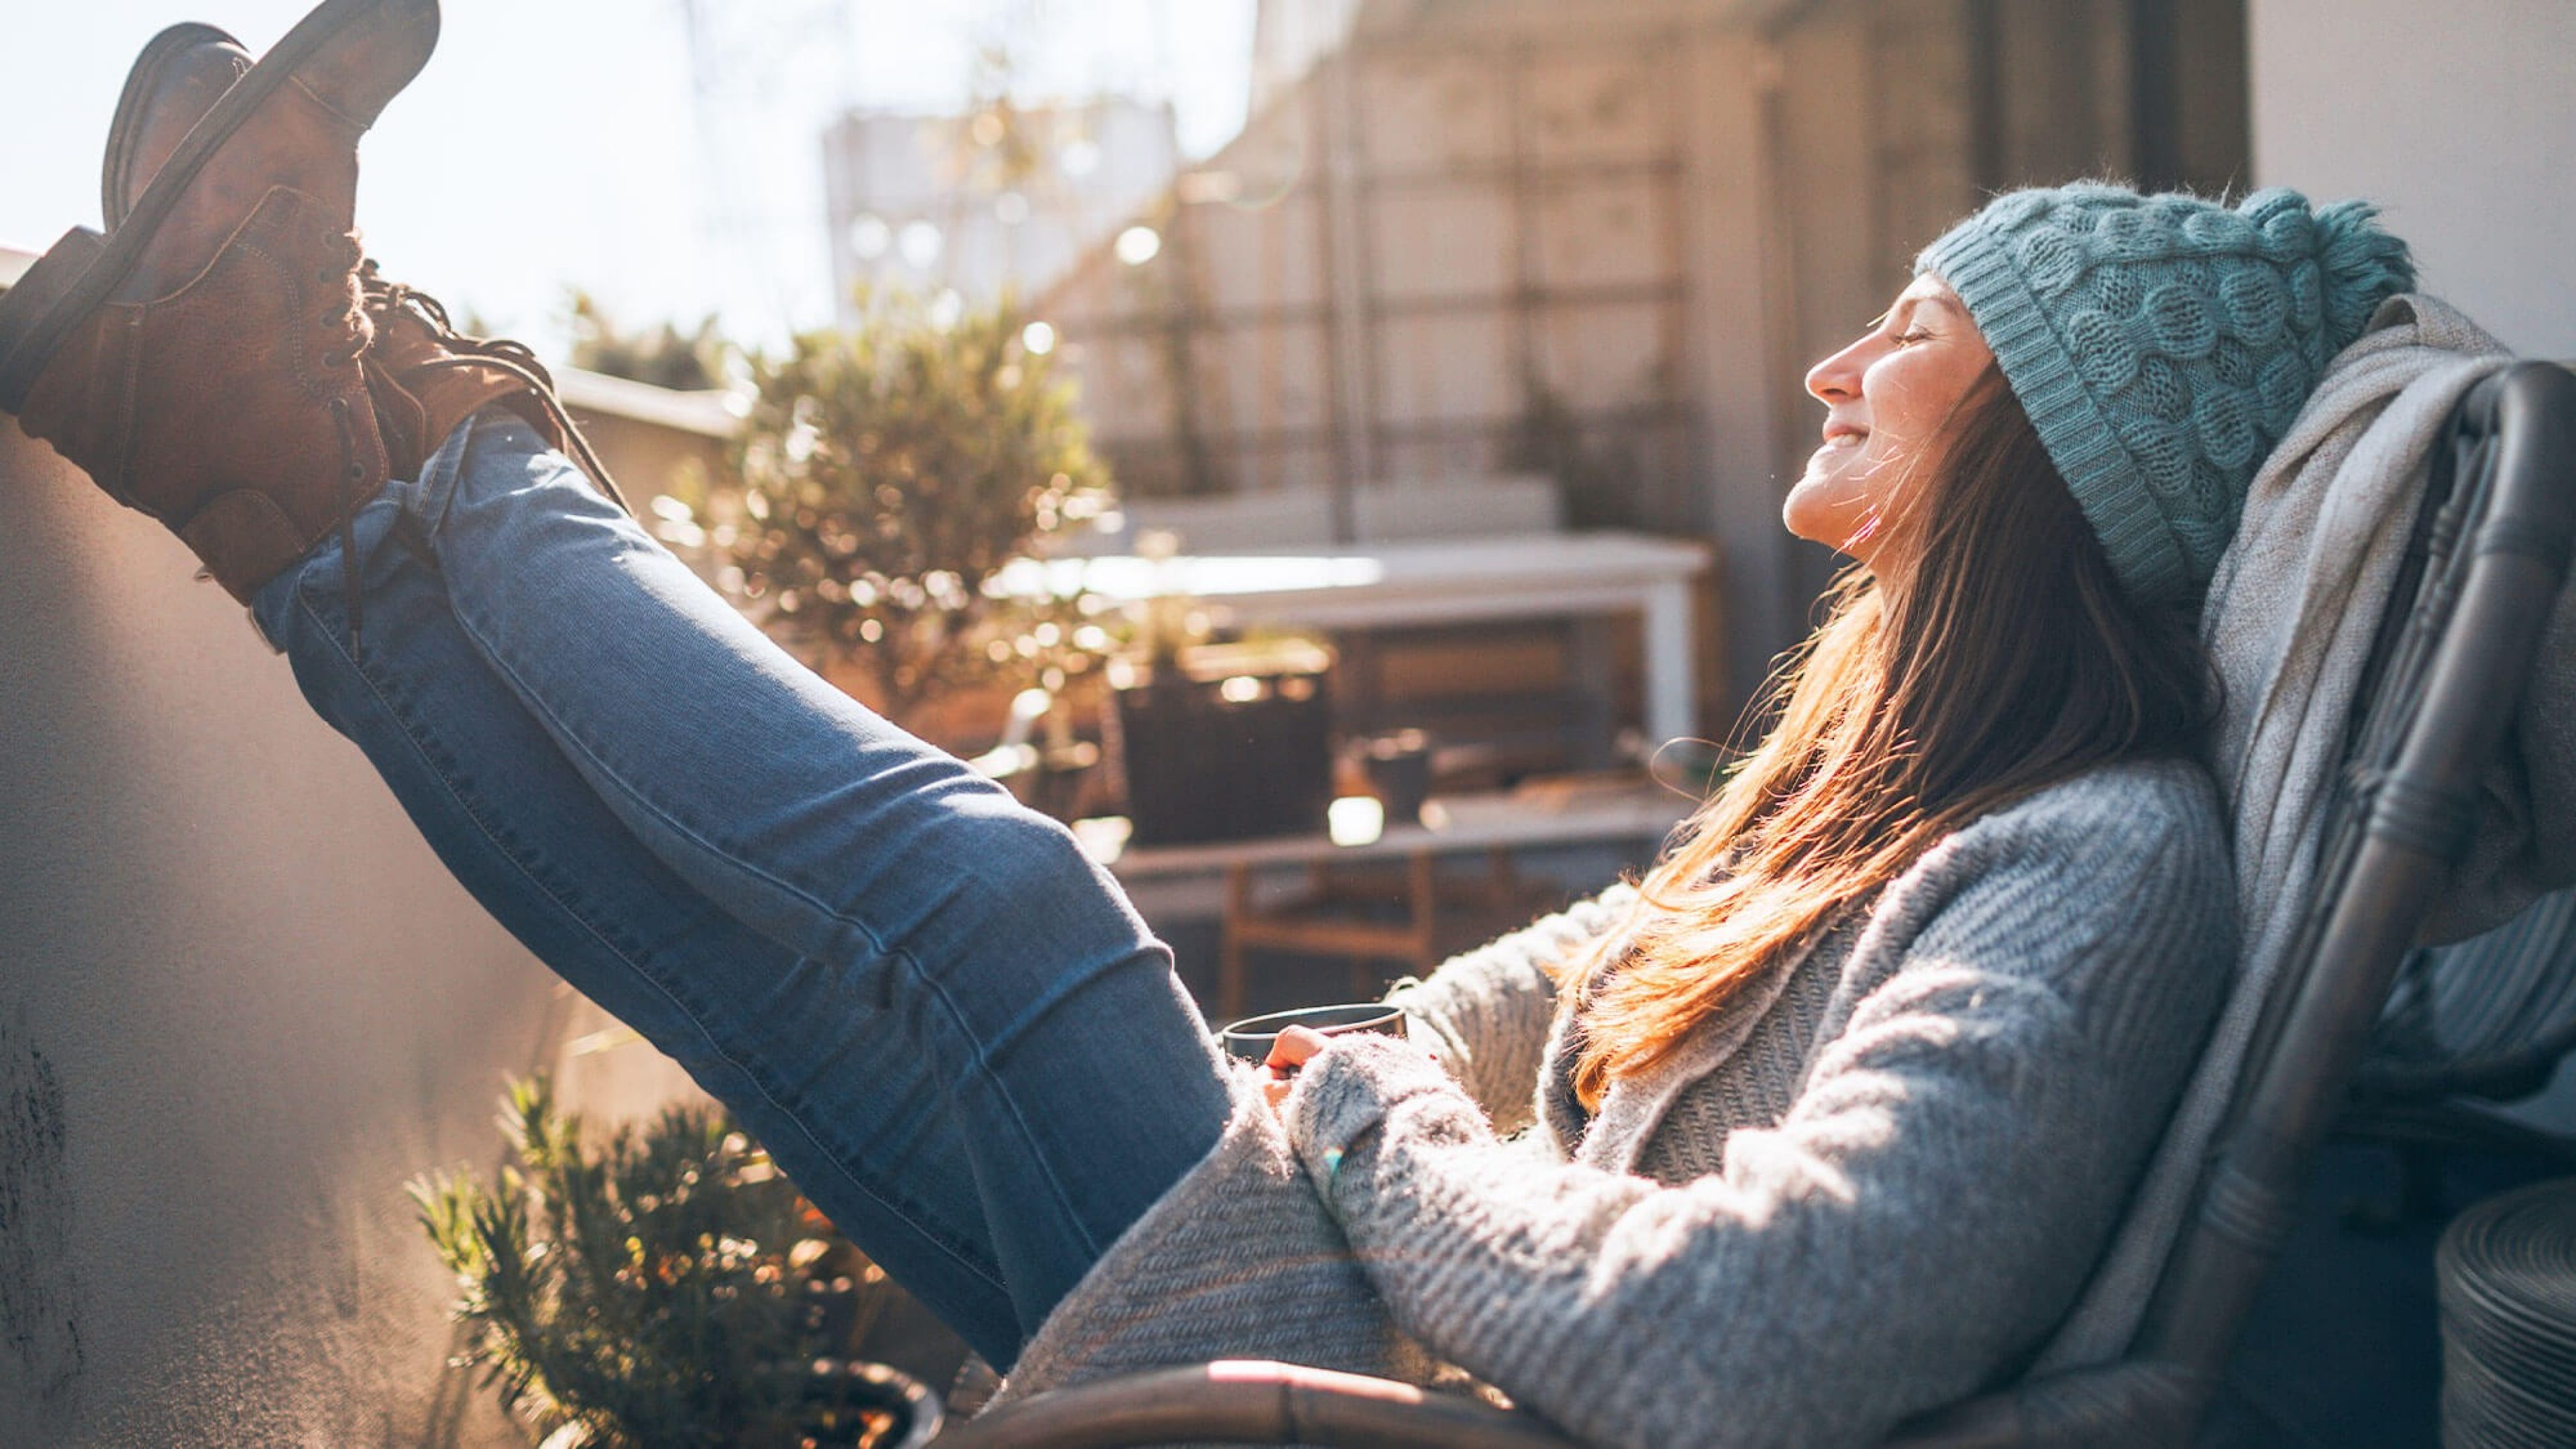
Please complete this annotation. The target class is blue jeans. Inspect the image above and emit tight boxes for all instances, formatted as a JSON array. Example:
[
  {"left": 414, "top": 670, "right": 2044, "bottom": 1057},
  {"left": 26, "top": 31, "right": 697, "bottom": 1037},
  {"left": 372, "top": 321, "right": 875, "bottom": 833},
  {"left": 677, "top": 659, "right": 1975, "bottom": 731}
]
[{"left": 250, "top": 411, "right": 1232, "bottom": 1368}]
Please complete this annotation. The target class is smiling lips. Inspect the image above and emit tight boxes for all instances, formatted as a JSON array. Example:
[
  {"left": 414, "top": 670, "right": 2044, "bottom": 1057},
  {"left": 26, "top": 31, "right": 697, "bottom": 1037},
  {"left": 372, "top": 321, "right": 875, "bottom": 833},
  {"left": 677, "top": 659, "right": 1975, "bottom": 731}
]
[{"left": 1821, "top": 423, "right": 1868, "bottom": 449}]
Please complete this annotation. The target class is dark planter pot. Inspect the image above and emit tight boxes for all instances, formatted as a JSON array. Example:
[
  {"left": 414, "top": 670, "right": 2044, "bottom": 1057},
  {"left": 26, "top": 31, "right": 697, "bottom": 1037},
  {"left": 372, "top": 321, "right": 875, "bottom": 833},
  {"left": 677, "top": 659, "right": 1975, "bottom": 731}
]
[
  {"left": 796, "top": 1359, "right": 943, "bottom": 1449},
  {"left": 1110, "top": 640, "right": 1335, "bottom": 846}
]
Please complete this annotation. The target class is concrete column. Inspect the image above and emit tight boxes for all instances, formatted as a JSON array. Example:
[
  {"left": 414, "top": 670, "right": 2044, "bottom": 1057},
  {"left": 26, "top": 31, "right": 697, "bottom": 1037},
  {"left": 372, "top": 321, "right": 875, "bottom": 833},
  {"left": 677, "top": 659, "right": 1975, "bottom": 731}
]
[{"left": 1675, "top": 28, "right": 1793, "bottom": 723}]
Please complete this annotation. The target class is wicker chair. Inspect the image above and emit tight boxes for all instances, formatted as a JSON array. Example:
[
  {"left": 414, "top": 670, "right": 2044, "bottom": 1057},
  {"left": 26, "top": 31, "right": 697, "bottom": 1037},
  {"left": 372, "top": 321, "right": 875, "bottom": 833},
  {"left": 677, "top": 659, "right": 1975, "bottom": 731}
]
[{"left": 939, "top": 362, "right": 2576, "bottom": 1449}]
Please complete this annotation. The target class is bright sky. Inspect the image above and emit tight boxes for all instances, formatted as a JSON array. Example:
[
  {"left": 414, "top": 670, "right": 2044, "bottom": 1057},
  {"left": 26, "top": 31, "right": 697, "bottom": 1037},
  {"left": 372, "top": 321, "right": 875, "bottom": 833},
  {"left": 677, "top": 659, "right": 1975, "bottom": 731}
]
[{"left": 0, "top": 0, "right": 1255, "bottom": 354}]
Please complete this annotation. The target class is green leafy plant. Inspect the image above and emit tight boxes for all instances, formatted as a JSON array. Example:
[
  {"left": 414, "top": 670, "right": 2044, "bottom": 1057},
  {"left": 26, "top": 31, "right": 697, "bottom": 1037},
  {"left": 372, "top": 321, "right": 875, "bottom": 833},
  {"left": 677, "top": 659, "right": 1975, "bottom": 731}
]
[
  {"left": 716, "top": 288, "right": 1117, "bottom": 731},
  {"left": 412, "top": 1078, "right": 916, "bottom": 1448}
]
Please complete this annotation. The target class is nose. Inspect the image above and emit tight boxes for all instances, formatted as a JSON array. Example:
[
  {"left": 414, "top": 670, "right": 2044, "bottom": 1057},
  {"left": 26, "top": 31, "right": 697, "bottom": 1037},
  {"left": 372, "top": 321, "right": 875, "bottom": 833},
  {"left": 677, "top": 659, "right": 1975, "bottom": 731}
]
[{"left": 1805, "top": 331, "right": 1874, "bottom": 405}]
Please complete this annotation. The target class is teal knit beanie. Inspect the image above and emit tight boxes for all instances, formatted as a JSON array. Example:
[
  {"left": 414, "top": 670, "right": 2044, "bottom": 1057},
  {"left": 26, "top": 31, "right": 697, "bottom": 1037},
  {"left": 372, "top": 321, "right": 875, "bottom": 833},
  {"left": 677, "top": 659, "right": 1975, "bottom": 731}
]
[{"left": 1917, "top": 182, "right": 2414, "bottom": 605}]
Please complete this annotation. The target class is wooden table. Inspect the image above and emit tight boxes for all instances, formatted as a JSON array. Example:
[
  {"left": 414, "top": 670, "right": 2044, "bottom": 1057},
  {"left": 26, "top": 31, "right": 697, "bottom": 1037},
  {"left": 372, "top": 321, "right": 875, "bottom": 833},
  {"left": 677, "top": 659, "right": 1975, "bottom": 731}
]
[{"left": 1077, "top": 782, "right": 1695, "bottom": 1018}]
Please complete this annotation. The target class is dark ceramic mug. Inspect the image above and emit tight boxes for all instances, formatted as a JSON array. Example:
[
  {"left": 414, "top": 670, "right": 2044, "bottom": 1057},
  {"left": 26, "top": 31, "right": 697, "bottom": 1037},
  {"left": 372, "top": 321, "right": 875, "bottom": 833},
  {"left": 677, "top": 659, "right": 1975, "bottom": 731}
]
[{"left": 1217, "top": 1002, "right": 1410, "bottom": 1065}]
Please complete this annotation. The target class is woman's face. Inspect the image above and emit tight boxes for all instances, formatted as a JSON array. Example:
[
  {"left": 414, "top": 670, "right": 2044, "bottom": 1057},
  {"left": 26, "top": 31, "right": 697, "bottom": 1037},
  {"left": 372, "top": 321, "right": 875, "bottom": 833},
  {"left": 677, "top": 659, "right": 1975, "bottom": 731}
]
[{"left": 1785, "top": 275, "right": 1996, "bottom": 564}]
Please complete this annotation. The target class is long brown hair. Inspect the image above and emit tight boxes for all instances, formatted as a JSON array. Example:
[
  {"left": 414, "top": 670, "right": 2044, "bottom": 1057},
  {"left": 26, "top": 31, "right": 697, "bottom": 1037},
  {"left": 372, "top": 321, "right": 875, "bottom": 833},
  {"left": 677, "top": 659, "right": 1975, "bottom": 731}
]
[{"left": 1568, "top": 366, "right": 2214, "bottom": 1108}]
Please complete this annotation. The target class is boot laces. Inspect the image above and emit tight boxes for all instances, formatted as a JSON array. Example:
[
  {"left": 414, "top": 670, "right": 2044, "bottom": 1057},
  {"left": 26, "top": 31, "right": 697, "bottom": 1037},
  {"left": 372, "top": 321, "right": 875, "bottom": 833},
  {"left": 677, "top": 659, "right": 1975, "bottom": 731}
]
[
  {"left": 316, "top": 229, "right": 374, "bottom": 650},
  {"left": 319, "top": 229, "right": 373, "bottom": 369},
  {"left": 358, "top": 260, "right": 556, "bottom": 388},
  {"left": 354, "top": 260, "right": 632, "bottom": 516}
]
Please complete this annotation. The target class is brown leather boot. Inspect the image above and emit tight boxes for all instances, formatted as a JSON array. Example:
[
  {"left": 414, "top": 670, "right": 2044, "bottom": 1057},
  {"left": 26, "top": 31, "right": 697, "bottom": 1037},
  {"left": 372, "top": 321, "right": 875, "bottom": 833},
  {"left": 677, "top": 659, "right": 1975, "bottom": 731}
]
[
  {"left": 86, "top": 17, "right": 627, "bottom": 512},
  {"left": 101, "top": 23, "right": 254, "bottom": 231},
  {"left": 0, "top": 0, "right": 438, "bottom": 604}
]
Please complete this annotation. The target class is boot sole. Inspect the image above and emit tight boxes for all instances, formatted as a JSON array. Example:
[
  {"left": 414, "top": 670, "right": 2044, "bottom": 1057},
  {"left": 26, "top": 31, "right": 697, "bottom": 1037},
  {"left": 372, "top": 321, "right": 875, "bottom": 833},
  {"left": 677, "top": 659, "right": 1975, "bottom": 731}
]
[
  {"left": 0, "top": 0, "right": 438, "bottom": 413},
  {"left": 102, "top": 22, "right": 250, "bottom": 233}
]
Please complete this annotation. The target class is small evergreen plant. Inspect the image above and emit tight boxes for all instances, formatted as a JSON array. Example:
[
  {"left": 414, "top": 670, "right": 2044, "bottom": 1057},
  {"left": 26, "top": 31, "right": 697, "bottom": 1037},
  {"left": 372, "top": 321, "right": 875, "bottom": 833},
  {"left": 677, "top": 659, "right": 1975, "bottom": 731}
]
[{"left": 412, "top": 1078, "right": 905, "bottom": 1448}]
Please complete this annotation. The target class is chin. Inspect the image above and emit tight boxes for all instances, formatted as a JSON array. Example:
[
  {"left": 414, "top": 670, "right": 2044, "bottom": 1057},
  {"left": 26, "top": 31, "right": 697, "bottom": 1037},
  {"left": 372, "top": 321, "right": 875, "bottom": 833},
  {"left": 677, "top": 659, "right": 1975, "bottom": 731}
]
[
  {"left": 1782, "top": 448, "right": 1888, "bottom": 557},
  {"left": 1782, "top": 493, "right": 1876, "bottom": 564},
  {"left": 1781, "top": 470, "right": 1849, "bottom": 547}
]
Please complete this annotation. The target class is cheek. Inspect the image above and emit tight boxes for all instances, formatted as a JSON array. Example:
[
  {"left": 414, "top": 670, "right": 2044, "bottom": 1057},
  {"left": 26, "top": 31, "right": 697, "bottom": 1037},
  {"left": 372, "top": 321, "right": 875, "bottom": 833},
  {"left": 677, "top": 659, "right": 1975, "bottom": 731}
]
[
  {"left": 1862, "top": 360, "right": 1940, "bottom": 444},
  {"left": 1868, "top": 343, "right": 1990, "bottom": 441}
]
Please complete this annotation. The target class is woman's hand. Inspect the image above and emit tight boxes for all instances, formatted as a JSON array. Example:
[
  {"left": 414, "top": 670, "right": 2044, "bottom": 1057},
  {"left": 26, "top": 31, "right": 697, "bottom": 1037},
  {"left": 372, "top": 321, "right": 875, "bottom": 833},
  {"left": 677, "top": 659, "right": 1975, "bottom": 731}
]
[{"left": 1260, "top": 1024, "right": 1329, "bottom": 1112}]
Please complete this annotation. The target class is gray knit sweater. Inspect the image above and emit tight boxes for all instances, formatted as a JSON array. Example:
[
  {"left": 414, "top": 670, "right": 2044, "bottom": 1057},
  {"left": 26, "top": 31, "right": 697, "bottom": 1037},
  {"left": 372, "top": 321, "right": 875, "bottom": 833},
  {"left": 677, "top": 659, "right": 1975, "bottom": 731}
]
[{"left": 1001, "top": 759, "right": 2235, "bottom": 1448}]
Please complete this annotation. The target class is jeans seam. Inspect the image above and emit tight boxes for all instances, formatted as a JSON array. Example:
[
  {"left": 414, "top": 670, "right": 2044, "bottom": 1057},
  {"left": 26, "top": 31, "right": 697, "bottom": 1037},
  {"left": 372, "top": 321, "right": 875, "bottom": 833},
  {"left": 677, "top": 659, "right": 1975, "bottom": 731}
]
[
  {"left": 290, "top": 580, "right": 1015, "bottom": 1298},
  {"left": 442, "top": 584, "right": 1112, "bottom": 1265}
]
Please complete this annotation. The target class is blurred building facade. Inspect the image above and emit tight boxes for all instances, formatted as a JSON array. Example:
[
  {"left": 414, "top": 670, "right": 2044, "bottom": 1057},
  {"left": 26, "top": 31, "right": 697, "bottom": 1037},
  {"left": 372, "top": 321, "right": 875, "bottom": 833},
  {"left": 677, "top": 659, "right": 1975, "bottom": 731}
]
[
  {"left": 1037, "top": 0, "right": 2251, "bottom": 719},
  {"left": 821, "top": 97, "right": 1182, "bottom": 327},
  {"left": 1250, "top": 0, "right": 1368, "bottom": 110},
  {"left": 7, "top": 5, "right": 2575, "bottom": 1442}
]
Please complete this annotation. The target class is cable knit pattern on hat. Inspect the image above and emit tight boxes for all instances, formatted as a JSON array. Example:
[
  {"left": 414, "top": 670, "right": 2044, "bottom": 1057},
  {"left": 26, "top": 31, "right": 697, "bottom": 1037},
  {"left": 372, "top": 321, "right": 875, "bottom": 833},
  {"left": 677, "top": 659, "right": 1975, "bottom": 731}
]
[{"left": 1918, "top": 183, "right": 2414, "bottom": 604}]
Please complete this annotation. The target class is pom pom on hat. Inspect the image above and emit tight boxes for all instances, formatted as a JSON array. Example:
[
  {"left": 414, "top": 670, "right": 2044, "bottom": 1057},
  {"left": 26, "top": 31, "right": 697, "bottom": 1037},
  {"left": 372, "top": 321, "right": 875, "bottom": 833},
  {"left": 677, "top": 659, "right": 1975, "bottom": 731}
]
[
  {"left": 2312, "top": 198, "right": 2416, "bottom": 350},
  {"left": 1918, "top": 184, "right": 2414, "bottom": 606}
]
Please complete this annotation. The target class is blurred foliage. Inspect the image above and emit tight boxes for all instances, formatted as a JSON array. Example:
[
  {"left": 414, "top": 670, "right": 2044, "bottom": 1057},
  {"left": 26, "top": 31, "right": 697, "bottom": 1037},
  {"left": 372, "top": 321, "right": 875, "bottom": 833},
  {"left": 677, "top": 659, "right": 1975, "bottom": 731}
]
[
  {"left": 1509, "top": 382, "right": 1646, "bottom": 531},
  {"left": 717, "top": 289, "right": 1117, "bottom": 730},
  {"left": 946, "top": 32, "right": 1042, "bottom": 193},
  {"left": 565, "top": 290, "right": 731, "bottom": 393},
  {"left": 412, "top": 1078, "right": 912, "bottom": 1448},
  {"left": 950, "top": 96, "right": 1044, "bottom": 195}
]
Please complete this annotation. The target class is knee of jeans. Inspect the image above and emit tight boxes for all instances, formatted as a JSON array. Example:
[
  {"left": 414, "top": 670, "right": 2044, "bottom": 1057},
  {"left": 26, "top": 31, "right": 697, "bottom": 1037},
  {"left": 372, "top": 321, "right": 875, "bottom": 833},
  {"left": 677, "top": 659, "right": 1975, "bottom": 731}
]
[{"left": 928, "top": 798, "right": 1157, "bottom": 956}]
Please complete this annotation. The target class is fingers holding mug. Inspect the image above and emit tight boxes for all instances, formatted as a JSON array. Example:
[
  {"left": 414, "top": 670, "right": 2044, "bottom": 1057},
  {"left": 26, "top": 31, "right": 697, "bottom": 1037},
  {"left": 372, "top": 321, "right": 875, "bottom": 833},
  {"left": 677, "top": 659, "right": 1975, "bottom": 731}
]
[
  {"left": 1224, "top": 1006, "right": 1407, "bottom": 1114},
  {"left": 1264, "top": 1024, "right": 1329, "bottom": 1075},
  {"left": 1258, "top": 1024, "right": 1328, "bottom": 1112}
]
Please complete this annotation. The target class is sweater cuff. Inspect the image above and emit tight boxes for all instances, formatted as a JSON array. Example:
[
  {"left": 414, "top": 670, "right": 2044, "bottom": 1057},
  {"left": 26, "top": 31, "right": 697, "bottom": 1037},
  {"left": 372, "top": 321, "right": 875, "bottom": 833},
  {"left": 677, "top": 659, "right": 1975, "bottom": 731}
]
[{"left": 1281, "top": 1032, "right": 1474, "bottom": 1195}]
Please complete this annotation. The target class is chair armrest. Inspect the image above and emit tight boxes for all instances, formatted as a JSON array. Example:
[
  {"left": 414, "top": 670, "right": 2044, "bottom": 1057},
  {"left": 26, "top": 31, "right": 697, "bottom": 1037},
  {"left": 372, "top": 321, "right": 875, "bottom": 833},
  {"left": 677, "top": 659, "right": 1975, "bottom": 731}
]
[
  {"left": 1879, "top": 1359, "right": 2211, "bottom": 1448},
  {"left": 932, "top": 1360, "right": 1580, "bottom": 1448}
]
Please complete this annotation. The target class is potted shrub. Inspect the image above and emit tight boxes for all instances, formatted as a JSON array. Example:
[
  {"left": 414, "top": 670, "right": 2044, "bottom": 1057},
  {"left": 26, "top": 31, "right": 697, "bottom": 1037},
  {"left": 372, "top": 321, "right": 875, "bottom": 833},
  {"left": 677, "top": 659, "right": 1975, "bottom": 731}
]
[
  {"left": 712, "top": 290, "right": 1117, "bottom": 741},
  {"left": 411, "top": 1077, "right": 943, "bottom": 1448}
]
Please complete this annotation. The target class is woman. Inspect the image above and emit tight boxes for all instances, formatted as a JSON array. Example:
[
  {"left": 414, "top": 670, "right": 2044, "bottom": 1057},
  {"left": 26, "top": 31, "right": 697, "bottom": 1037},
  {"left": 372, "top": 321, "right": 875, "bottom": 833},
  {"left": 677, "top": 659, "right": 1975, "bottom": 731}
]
[{"left": 0, "top": 11, "right": 2418, "bottom": 1444}]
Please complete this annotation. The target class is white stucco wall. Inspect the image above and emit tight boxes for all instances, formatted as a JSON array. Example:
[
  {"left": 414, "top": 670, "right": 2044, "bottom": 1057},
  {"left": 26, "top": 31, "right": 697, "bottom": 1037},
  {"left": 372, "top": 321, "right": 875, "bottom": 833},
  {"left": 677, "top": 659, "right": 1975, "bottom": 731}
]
[
  {"left": 2252, "top": 0, "right": 2576, "bottom": 1133},
  {"left": 0, "top": 407, "right": 688, "bottom": 1443},
  {"left": 2249, "top": 0, "right": 2576, "bottom": 358}
]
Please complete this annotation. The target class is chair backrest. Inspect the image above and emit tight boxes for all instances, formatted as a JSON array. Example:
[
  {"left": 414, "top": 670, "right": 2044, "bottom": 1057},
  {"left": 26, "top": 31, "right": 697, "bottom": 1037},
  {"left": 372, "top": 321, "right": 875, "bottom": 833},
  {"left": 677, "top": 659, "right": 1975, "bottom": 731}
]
[
  {"left": 2133, "top": 362, "right": 2576, "bottom": 1391},
  {"left": 1890, "top": 362, "right": 2576, "bottom": 1449}
]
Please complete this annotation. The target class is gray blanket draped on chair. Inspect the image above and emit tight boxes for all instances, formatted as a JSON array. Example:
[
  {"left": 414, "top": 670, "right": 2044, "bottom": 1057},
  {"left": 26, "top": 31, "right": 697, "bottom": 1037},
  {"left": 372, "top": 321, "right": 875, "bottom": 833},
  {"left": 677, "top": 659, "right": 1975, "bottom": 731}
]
[{"left": 2036, "top": 292, "right": 2576, "bottom": 1371}]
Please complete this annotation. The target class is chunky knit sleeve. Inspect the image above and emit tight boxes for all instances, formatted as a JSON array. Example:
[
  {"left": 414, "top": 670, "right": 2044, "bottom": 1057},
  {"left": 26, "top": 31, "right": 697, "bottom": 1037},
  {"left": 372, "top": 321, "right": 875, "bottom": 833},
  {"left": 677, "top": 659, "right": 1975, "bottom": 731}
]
[
  {"left": 1281, "top": 765, "right": 2234, "bottom": 1449},
  {"left": 1381, "top": 882, "right": 1636, "bottom": 1136}
]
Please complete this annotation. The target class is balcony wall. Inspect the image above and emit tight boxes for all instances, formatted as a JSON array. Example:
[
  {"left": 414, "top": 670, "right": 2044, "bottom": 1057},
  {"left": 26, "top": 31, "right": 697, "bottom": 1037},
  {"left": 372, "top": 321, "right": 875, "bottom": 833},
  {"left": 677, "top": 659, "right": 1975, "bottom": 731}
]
[{"left": 0, "top": 394, "right": 679, "bottom": 1441}]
